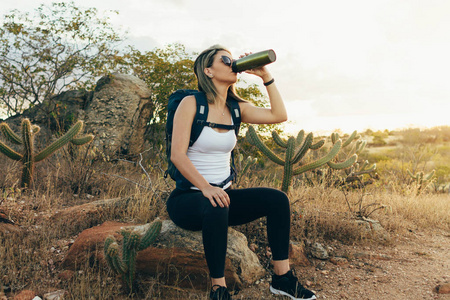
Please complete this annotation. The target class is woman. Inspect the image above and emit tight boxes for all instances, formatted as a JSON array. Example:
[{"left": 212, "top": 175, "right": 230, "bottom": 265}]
[{"left": 166, "top": 45, "right": 316, "bottom": 300}]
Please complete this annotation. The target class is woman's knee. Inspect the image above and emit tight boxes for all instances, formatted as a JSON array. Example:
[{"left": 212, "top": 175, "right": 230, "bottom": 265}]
[
  {"left": 265, "top": 188, "right": 290, "bottom": 208},
  {"left": 204, "top": 205, "right": 229, "bottom": 222}
]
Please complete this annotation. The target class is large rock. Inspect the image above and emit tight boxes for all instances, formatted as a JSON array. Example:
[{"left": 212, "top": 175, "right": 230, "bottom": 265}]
[
  {"left": 84, "top": 73, "right": 152, "bottom": 156},
  {"left": 62, "top": 220, "right": 265, "bottom": 290}
]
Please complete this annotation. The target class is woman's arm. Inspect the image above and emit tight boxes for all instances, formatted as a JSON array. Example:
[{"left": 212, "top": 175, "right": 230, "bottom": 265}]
[
  {"left": 239, "top": 68, "right": 287, "bottom": 125},
  {"left": 171, "top": 96, "right": 230, "bottom": 207}
]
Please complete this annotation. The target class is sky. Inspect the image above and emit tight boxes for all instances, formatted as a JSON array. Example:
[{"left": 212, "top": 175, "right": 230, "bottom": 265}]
[{"left": 1, "top": 0, "right": 449, "bottom": 135}]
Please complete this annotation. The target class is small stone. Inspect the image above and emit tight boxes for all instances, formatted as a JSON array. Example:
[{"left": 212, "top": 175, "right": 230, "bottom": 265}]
[
  {"left": 58, "top": 270, "right": 75, "bottom": 281},
  {"left": 330, "top": 257, "right": 348, "bottom": 266},
  {"left": 43, "top": 290, "right": 66, "bottom": 300},
  {"left": 436, "top": 283, "right": 450, "bottom": 294},
  {"left": 310, "top": 242, "right": 329, "bottom": 260},
  {"left": 289, "top": 241, "right": 311, "bottom": 267},
  {"left": 13, "top": 290, "right": 36, "bottom": 300},
  {"left": 305, "top": 280, "right": 313, "bottom": 287},
  {"left": 316, "top": 261, "right": 327, "bottom": 270}
]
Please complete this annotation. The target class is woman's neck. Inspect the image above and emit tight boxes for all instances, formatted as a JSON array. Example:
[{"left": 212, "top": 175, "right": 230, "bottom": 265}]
[{"left": 214, "top": 84, "right": 229, "bottom": 106}]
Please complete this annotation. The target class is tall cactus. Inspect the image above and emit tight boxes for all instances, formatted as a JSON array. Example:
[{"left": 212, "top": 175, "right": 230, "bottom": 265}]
[
  {"left": 104, "top": 218, "right": 163, "bottom": 294},
  {"left": 246, "top": 126, "right": 355, "bottom": 193},
  {"left": 0, "top": 118, "right": 94, "bottom": 188}
]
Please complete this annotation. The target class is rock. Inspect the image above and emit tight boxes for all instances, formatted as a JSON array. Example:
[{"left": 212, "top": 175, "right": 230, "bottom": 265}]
[
  {"left": 289, "top": 241, "right": 311, "bottom": 266},
  {"left": 58, "top": 270, "right": 75, "bottom": 281},
  {"left": 355, "top": 218, "right": 390, "bottom": 240},
  {"left": 0, "top": 211, "right": 21, "bottom": 234},
  {"left": 316, "top": 261, "right": 327, "bottom": 270},
  {"left": 436, "top": 283, "right": 450, "bottom": 294},
  {"left": 42, "top": 290, "right": 65, "bottom": 300},
  {"left": 84, "top": 73, "right": 153, "bottom": 156},
  {"left": 310, "top": 242, "right": 329, "bottom": 260},
  {"left": 330, "top": 257, "right": 348, "bottom": 266},
  {"left": 13, "top": 290, "right": 36, "bottom": 300},
  {"left": 62, "top": 220, "right": 264, "bottom": 290}
]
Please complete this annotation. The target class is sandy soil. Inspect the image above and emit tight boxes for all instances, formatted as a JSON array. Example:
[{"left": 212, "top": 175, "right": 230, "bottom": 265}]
[{"left": 234, "top": 229, "right": 450, "bottom": 300}]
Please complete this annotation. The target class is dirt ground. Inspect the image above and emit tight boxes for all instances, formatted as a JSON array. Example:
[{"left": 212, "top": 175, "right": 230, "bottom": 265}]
[
  {"left": 150, "top": 227, "right": 449, "bottom": 300},
  {"left": 233, "top": 228, "right": 450, "bottom": 300}
]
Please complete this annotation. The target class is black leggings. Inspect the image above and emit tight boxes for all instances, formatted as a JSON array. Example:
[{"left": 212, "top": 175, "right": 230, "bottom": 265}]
[{"left": 166, "top": 187, "right": 291, "bottom": 278}]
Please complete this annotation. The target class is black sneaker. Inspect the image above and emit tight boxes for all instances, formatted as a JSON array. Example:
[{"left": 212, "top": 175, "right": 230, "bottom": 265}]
[
  {"left": 270, "top": 270, "right": 316, "bottom": 300},
  {"left": 210, "top": 285, "right": 232, "bottom": 300}
]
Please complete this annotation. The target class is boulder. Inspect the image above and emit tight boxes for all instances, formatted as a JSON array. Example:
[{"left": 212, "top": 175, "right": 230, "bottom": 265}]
[
  {"left": 84, "top": 73, "right": 153, "bottom": 156},
  {"left": 62, "top": 220, "right": 265, "bottom": 290}
]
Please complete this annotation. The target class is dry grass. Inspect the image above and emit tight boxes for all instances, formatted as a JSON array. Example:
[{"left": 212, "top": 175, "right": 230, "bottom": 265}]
[{"left": 1, "top": 149, "right": 449, "bottom": 299}]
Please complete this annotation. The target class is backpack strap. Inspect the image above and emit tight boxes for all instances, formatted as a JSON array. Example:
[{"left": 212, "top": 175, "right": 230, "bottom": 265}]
[
  {"left": 228, "top": 98, "right": 241, "bottom": 136},
  {"left": 196, "top": 121, "right": 238, "bottom": 130},
  {"left": 189, "top": 92, "right": 209, "bottom": 146}
]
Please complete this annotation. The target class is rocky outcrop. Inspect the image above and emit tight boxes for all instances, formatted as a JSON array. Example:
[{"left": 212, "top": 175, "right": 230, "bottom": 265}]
[
  {"left": 2, "top": 73, "right": 153, "bottom": 157},
  {"left": 84, "top": 74, "right": 153, "bottom": 156},
  {"left": 62, "top": 220, "right": 265, "bottom": 290}
]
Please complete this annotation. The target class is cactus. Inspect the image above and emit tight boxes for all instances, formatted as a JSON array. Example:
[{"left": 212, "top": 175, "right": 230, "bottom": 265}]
[
  {"left": 0, "top": 119, "right": 94, "bottom": 188},
  {"left": 104, "top": 218, "right": 162, "bottom": 294},
  {"left": 407, "top": 169, "right": 435, "bottom": 195},
  {"left": 246, "top": 126, "right": 355, "bottom": 193},
  {"left": 326, "top": 131, "right": 378, "bottom": 188}
]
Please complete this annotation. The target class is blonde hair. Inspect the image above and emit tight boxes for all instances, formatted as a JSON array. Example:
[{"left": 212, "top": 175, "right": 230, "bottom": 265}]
[{"left": 194, "top": 45, "right": 245, "bottom": 104}]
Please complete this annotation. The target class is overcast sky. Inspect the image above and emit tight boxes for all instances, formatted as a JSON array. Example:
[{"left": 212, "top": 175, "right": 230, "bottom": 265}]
[{"left": 2, "top": 0, "right": 449, "bottom": 134}]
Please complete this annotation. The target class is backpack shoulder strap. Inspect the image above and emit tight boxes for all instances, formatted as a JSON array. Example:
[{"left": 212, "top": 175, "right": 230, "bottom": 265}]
[
  {"left": 228, "top": 98, "right": 241, "bottom": 136},
  {"left": 190, "top": 91, "right": 209, "bottom": 146}
]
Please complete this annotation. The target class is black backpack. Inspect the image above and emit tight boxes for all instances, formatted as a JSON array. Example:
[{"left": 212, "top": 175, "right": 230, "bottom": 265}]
[{"left": 165, "top": 89, "right": 241, "bottom": 190}]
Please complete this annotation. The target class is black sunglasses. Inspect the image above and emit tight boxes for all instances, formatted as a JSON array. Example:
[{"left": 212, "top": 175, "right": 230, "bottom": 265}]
[{"left": 221, "top": 56, "right": 233, "bottom": 67}]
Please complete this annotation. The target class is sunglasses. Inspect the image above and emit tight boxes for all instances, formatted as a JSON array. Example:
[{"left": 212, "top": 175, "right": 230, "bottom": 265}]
[{"left": 221, "top": 56, "right": 234, "bottom": 67}]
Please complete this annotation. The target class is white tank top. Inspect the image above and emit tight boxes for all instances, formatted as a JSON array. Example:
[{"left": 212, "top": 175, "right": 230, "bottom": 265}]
[{"left": 187, "top": 124, "right": 236, "bottom": 187}]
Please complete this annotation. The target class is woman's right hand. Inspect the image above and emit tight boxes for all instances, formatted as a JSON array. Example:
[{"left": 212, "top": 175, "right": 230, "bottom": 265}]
[{"left": 201, "top": 185, "right": 230, "bottom": 208}]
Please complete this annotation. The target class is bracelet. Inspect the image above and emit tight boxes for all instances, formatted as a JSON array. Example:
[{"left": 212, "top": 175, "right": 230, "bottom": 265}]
[{"left": 263, "top": 78, "right": 275, "bottom": 86}]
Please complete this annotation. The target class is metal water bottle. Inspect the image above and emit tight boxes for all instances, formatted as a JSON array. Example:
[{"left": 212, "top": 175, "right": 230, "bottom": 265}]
[{"left": 232, "top": 49, "right": 276, "bottom": 73}]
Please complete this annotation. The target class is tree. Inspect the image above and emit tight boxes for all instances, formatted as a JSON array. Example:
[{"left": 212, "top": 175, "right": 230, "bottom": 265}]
[
  {"left": 119, "top": 44, "right": 197, "bottom": 128},
  {"left": 0, "top": 1, "right": 124, "bottom": 117}
]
